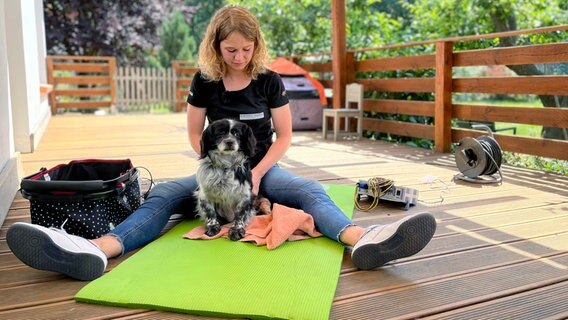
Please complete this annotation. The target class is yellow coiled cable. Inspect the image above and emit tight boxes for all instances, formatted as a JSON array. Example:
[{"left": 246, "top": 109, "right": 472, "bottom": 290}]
[{"left": 354, "top": 177, "right": 395, "bottom": 212}]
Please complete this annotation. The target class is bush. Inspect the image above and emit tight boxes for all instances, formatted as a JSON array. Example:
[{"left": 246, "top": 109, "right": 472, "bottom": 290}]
[{"left": 502, "top": 152, "right": 568, "bottom": 176}]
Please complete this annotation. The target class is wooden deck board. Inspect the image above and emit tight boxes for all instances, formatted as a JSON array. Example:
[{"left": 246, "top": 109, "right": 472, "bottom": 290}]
[
  {"left": 1, "top": 113, "right": 566, "bottom": 319},
  {"left": 331, "top": 254, "right": 568, "bottom": 319},
  {"left": 421, "top": 280, "right": 568, "bottom": 320}
]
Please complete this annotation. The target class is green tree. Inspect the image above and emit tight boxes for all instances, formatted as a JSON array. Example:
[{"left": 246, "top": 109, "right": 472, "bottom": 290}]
[
  {"left": 227, "top": 0, "right": 331, "bottom": 56},
  {"left": 405, "top": 0, "right": 568, "bottom": 139},
  {"left": 185, "top": 0, "right": 226, "bottom": 52},
  {"left": 147, "top": 11, "right": 196, "bottom": 69},
  {"left": 346, "top": 0, "right": 403, "bottom": 51},
  {"left": 228, "top": 0, "right": 402, "bottom": 57}
]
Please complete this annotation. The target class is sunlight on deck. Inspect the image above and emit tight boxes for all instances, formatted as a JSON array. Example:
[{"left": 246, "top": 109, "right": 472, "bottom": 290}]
[{"left": 447, "top": 225, "right": 568, "bottom": 269}]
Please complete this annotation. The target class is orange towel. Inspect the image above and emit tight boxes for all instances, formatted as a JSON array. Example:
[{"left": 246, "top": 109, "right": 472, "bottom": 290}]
[{"left": 183, "top": 204, "right": 322, "bottom": 249}]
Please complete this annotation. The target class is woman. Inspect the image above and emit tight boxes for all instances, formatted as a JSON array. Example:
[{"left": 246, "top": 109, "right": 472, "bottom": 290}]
[{"left": 6, "top": 5, "right": 436, "bottom": 281}]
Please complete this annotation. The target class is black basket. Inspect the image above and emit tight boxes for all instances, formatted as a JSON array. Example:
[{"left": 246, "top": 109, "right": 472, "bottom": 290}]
[{"left": 21, "top": 159, "right": 145, "bottom": 239}]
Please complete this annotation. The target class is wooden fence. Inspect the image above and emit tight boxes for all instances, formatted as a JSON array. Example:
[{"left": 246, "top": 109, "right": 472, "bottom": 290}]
[
  {"left": 46, "top": 55, "right": 116, "bottom": 115},
  {"left": 115, "top": 67, "right": 175, "bottom": 112},
  {"left": 172, "top": 60, "right": 199, "bottom": 112},
  {"left": 291, "top": 26, "right": 568, "bottom": 161},
  {"left": 46, "top": 58, "right": 197, "bottom": 113}
]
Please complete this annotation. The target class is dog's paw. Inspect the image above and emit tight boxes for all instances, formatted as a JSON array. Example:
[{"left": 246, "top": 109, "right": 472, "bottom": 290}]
[
  {"left": 205, "top": 224, "right": 221, "bottom": 237},
  {"left": 228, "top": 227, "right": 245, "bottom": 241},
  {"left": 254, "top": 196, "right": 272, "bottom": 215}
]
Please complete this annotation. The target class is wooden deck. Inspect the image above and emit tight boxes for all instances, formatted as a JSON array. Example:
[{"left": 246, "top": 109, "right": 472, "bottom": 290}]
[{"left": 1, "top": 113, "right": 567, "bottom": 320}]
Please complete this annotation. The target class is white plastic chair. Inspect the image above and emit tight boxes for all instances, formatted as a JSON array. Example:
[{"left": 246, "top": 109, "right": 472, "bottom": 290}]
[{"left": 322, "top": 83, "right": 364, "bottom": 141}]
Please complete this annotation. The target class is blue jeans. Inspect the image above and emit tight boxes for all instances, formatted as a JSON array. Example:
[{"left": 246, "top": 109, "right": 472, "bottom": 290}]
[{"left": 109, "top": 165, "right": 353, "bottom": 256}]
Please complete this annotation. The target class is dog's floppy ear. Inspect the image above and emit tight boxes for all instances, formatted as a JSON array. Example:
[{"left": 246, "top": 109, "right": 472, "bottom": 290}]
[
  {"left": 241, "top": 124, "right": 257, "bottom": 158},
  {"left": 199, "top": 124, "right": 216, "bottom": 159}
]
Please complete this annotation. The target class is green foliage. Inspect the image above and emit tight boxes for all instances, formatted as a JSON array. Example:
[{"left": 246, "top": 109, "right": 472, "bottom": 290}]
[
  {"left": 227, "top": 0, "right": 330, "bottom": 56},
  {"left": 345, "top": 0, "right": 403, "bottom": 50},
  {"left": 227, "top": 0, "right": 402, "bottom": 56},
  {"left": 184, "top": 0, "right": 226, "bottom": 53},
  {"left": 404, "top": 0, "right": 568, "bottom": 42},
  {"left": 147, "top": 11, "right": 196, "bottom": 69},
  {"left": 503, "top": 152, "right": 568, "bottom": 175},
  {"left": 44, "top": 0, "right": 567, "bottom": 67}
]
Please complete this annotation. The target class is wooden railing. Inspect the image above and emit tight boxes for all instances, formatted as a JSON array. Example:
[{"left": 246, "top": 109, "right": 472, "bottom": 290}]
[
  {"left": 46, "top": 56, "right": 116, "bottom": 115},
  {"left": 171, "top": 60, "right": 199, "bottom": 112},
  {"left": 290, "top": 26, "right": 568, "bottom": 161},
  {"left": 46, "top": 58, "right": 196, "bottom": 113}
]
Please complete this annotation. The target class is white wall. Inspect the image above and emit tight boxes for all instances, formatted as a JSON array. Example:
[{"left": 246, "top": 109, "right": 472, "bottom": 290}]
[
  {"left": 0, "top": 0, "right": 49, "bottom": 226},
  {"left": 5, "top": 0, "right": 50, "bottom": 154},
  {"left": 0, "top": 0, "right": 14, "bottom": 167},
  {"left": 35, "top": 0, "right": 48, "bottom": 85},
  {"left": 0, "top": 0, "right": 21, "bottom": 226}
]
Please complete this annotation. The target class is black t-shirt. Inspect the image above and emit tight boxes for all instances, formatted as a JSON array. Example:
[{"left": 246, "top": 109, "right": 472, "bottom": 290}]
[{"left": 187, "top": 70, "right": 289, "bottom": 167}]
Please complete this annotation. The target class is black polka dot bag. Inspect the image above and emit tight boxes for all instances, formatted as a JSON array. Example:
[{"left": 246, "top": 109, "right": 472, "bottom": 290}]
[{"left": 20, "top": 159, "right": 151, "bottom": 239}]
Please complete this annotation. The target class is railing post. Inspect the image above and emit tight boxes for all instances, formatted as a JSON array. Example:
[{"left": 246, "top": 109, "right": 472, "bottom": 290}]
[
  {"left": 171, "top": 61, "right": 178, "bottom": 111},
  {"left": 434, "top": 41, "right": 453, "bottom": 153},
  {"left": 346, "top": 51, "right": 355, "bottom": 84},
  {"left": 109, "top": 57, "right": 117, "bottom": 113},
  {"left": 331, "top": 0, "right": 346, "bottom": 108},
  {"left": 45, "top": 56, "right": 56, "bottom": 115},
  {"left": 170, "top": 67, "right": 176, "bottom": 111}
]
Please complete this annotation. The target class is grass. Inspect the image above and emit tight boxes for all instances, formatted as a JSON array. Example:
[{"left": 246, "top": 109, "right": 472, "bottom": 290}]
[
  {"left": 462, "top": 99, "right": 543, "bottom": 138},
  {"left": 495, "top": 122, "right": 541, "bottom": 137}
]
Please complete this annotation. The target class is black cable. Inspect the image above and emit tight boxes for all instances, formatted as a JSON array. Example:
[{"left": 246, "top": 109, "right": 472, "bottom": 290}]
[
  {"left": 477, "top": 136, "right": 502, "bottom": 176},
  {"left": 455, "top": 135, "right": 503, "bottom": 184}
]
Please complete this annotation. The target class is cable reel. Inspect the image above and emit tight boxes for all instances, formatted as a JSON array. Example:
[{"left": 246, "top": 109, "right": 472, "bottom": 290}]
[{"left": 454, "top": 124, "right": 503, "bottom": 184}]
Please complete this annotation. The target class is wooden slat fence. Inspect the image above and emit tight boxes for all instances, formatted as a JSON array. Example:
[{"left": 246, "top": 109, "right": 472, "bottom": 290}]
[
  {"left": 115, "top": 67, "right": 175, "bottom": 112},
  {"left": 291, "top": 25, "right": 568, "bottom": 161},
  {"left": 172, "top": 60, "right": 199, "bottom": 112},
  {"left": 46, "top": 55, "right": 116, "bottom": 115}
]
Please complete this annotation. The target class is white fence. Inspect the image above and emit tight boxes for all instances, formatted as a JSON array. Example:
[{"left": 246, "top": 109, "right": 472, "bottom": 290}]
[{"left": 115, "top": 67, "right": 176, "bottom": 113}]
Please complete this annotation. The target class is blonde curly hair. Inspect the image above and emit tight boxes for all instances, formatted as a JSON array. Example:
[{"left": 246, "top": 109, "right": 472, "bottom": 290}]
[{"left": 198, "top": 5, "right": 270, "bottom": 81}]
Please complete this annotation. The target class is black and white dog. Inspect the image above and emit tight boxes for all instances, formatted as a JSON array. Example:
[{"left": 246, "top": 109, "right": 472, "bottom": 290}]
[{"left": 195, "top": 119, "right": 260, "bottom": 241}]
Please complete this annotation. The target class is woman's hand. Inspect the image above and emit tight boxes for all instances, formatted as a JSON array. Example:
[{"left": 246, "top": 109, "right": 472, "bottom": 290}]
[{"left": 251, "top": 168, "right": 263, "bottom": 195}]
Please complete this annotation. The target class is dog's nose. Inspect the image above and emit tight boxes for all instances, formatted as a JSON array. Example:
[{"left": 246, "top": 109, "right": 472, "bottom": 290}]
[{"left": 225, "top": 140, "right": 234, "bottom": 149}]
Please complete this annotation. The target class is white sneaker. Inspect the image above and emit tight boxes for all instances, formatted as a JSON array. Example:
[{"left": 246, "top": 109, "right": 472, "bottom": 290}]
[
  {"left": 351, "top": 212, "right": 436, "bottom": 270},
  {"left": 6, "top": 222, "right": 108, "bottom": 281}
]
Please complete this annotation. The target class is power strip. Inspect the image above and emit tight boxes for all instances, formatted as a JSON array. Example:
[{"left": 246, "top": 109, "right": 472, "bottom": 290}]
[{"left": 356, "top": 181, "right": 419, "bottom": 210}]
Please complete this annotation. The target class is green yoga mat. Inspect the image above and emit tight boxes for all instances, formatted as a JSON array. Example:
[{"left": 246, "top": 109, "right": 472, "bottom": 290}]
[{"left": 76, "top": 184, "right": 354, "bottom": 320}]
